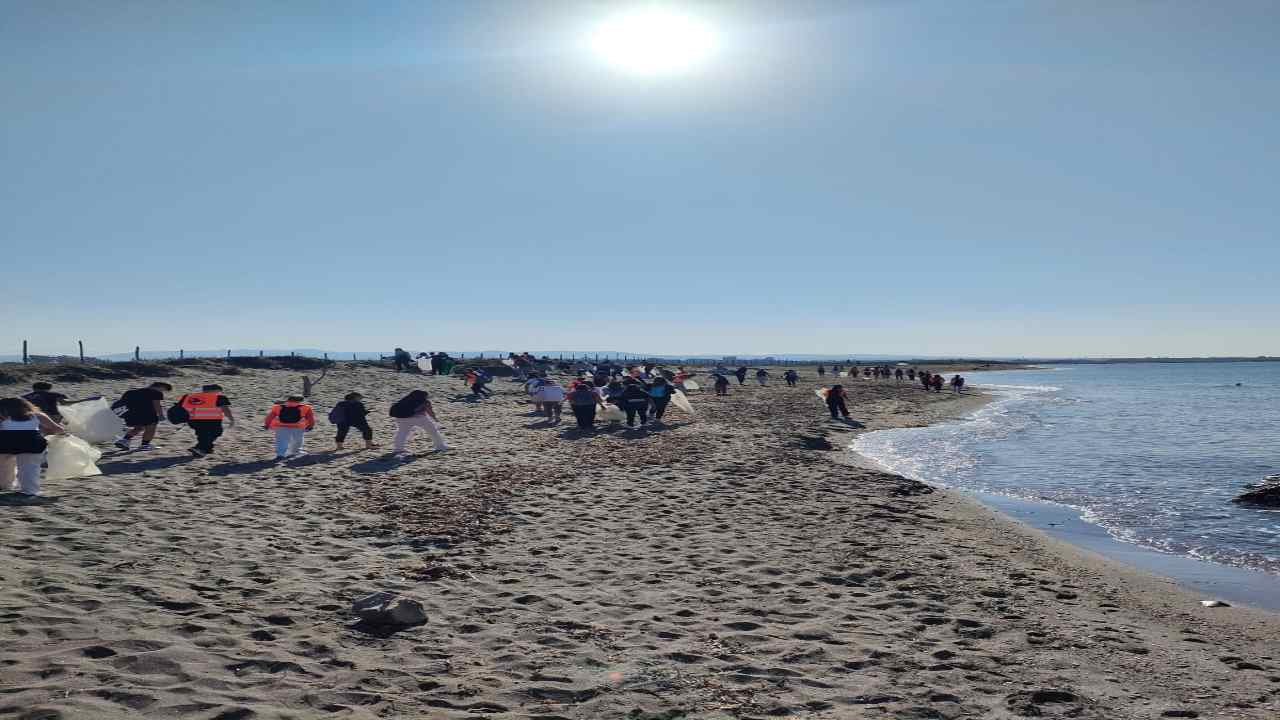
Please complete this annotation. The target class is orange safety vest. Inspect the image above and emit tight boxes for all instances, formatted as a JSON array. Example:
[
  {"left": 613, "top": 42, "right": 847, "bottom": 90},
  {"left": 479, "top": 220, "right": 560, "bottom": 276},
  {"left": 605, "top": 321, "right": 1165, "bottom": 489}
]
[
  {"left": 182, "top": 392, "right": 225, "bottom": 421},
  {"left": 266, "top": 402, "right": 313, "bottom": 429}
]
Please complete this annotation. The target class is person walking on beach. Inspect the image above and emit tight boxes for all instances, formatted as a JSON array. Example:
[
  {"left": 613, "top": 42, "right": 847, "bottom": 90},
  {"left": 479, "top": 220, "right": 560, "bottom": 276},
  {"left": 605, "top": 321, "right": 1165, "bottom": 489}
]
[
  {"left": 467, "top": 368, "right": 494, "bottom": 398},
  {"left": 649, "top": 377, "right": 676, "bottom": 423},
  {"left": 619, "top": 379, "right": 652, "bottom": 427},
  {"left": 392, "top": 348, "right": 414, "bottom": 373},
  {"left": 568, "top": 381, "right": 604, "bottom": 429},
  {"left": 735, "top": 366, "right": 748, "bottom": 385},
  {"left": 826, "top": 385, "right": 851, "bottom": 420},
  {"left": 755, "top": 368, "right": 770, "bottom": 386},
  {"left": 22, "top": 382, "right": 92, "bottom": 424},
  {"left": 950, "top": 374, "right": 965, "bottom": 393},
  {"left": 112, "top": 381, "right": 173, "bottom": 451},
  {"left": 895, "top": 368, "right": 904, "bottom": 383},
  {"left": 177, "top": 384, "right": 234, "bottom": 457},
  {"left": 920, "top": 372, "right": 932, "bottom": 391},
  {"left": 330, "top": 392, "right": 376, "bottom": 451},
  {"left": 784, "top": 369, "right": 799, "bottom": 387},
  {"left": 0, "top": 397, "right": 64, "bottom": 497},
  {"left": 817, "top": 365, "right": 826, "bottom": 378},
  {"left": 535, "top": 378, "right": 565, "bottom": 423},
  {"left": 264, "top": 395, "right": 315, "bottom": 460},
  {"left": 389, "top": 390, "right": 448, "bottom": 455},
  {"left": 713, "top": 373, "right": 730, "bottom": 396},
  {"left": 931, "top": 374, "right": 944, "bottom": 393}
]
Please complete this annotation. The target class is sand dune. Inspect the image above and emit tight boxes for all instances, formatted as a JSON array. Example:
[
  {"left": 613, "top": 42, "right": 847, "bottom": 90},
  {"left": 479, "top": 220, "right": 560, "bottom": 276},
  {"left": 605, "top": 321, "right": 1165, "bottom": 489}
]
[{"left": 2, "top": 365, "right": 1277, "bottom": 718}]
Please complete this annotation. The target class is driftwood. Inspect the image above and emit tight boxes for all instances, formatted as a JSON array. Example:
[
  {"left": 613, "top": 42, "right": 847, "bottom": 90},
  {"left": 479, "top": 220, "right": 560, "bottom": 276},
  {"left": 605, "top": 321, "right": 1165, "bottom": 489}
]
[{"left": 302, "top": 366, "right": 328, "bottom": 398}]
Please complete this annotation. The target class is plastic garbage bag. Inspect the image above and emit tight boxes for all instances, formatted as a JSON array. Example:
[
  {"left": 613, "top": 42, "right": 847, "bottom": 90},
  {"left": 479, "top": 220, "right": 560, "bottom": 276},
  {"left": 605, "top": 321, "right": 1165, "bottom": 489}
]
[
  {"left": 671, "top": 389, "right": 695, "bottom": 416},
  {"left": 682, "top": 380, "right": 700, "bottom": 391},
  {"left": 602, "top": 405, "right": 625, "bottom": 423},
  {"left": 45, "top": 435, "right": 104, "bottom": 481},
  {"left": 417, "top": 359, "right": 432, "bottom": 373},
  {"left": 60, "top": 398, "right": 124, "bottom": 444}
]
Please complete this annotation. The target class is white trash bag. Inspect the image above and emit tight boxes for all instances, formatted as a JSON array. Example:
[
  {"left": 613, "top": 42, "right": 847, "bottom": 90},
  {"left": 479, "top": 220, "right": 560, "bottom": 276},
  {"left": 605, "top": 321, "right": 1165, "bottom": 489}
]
[
  {"left": 602, "top": 405, "right": 625, "bottom": 423},
  {"left": 45, "top": 435, "right": 104, "bottom": 481},
  {"left": 59, "top": 398, "right": 124, "bottom": 444}
]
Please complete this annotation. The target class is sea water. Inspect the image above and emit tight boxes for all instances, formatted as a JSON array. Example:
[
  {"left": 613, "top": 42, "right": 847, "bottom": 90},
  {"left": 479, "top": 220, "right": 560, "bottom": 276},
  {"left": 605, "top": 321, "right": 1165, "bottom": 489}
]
[{"left": 853, "top": 362, "right": 1280, "bottom": 575}]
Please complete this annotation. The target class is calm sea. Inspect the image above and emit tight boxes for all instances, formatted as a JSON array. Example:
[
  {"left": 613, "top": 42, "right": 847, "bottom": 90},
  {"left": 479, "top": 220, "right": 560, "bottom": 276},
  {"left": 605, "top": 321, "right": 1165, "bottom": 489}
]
[{"left": 853, "top": 362, "right": 1280, "bottom": 575}]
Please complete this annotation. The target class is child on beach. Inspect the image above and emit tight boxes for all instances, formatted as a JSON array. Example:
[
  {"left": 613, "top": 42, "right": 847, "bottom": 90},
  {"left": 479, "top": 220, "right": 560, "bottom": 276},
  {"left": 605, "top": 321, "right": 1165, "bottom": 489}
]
[
  {"left": 264, "top": 395, "right": 315, "bottom": 460},
  {"left": 330, "top": 392, "right": 376, "bottom": 451},
  {"left": 112, "top": 382, "right": 173, "bottom": 451},
  {"left": 567, "top": 381, "right": 604, "bottom": 429},
  {"left": 826, "top": 385, "right": 851, "bottom": 420},
  {"left": 784, "top": 369, "right": 799, "bottom": 387},
  {"left": 0, "top": 397, "right": 63, "bottom": 496},
  {"left": 755, "top": 368, "right": 770, "bottom": 386},
  {"left": 22, "top": 382, "right": 90, "bottom": 424},
  {"left": 648, "top": 377, "right": 676, "bottom": 423},
  {"left": 177, "top": 385, "right": 235, "bottom": 457},
  {"left": 713, "top": 373, "right": 730, "bottom": 396},
  {"left": 389, "top": 390, "right": 448, "bottom": 454},
  {"left": 534, "top": 379, "right": 566, "bottom": 422}
]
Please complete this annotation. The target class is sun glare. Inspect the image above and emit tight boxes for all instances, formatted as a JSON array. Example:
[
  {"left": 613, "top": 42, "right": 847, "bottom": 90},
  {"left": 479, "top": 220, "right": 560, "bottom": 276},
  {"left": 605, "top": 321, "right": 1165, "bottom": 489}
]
[{"left": 589, "top": 7, "right": 718, "bottom": 76}]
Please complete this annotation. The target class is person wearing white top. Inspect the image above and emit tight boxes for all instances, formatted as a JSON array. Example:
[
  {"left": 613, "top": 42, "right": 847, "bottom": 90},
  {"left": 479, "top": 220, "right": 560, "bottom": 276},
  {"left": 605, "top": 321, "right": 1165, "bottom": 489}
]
[
  {"left": 0, "top": 397, "right": 65, "bottom": 496},
  {"left": 534, "top": 381, "right": 566, "bottom": 422}
]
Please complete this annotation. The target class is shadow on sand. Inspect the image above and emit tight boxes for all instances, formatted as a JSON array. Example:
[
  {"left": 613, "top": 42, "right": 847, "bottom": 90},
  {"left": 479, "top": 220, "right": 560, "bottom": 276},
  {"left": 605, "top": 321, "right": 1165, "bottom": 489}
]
[
  {"left": 96, "top": 455, "right": 197, "bottom": 475},
  {"left": 0, "top": 492, "right": 59, "bottom": 507}
]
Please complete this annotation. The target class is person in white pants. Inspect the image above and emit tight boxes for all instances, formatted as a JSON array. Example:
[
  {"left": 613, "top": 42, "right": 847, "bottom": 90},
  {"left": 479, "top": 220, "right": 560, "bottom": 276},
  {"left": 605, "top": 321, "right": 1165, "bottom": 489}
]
[
  {"left": 0, "top": 398, "right": 64, "bottom": 496},
  {"left": 389, "top": 390, "right": 448, "bottom": 454},
  {"left": 263, "top": 396, "right": 316, "bottom": 460}
]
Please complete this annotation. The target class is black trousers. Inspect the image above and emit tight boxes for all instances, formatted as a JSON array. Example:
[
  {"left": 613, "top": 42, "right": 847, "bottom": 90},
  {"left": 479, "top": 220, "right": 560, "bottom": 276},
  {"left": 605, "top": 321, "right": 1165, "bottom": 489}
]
[
  {"left": 785, "top": 378, "right": 797, "bottom": 386},
  {"left": 828, "top": 398, "right": 849, "bottom": 419},
  {"left": 189, "top": 420, "right": 223, "bottom": 453},
  {"left": 736, "top": 374, "right": 746, "bottom": 384},
  {"left": 336, "top": 419, "right": 373, "bottom": 443},
  {"left": 624, "top": 404, "right": 649, "bottom": 426},
  {"left": 571, "top": 404, "right": 596, "bottom": 428},
  {"left": 652, "top": 397, "right": 671, "bottom": 420}
]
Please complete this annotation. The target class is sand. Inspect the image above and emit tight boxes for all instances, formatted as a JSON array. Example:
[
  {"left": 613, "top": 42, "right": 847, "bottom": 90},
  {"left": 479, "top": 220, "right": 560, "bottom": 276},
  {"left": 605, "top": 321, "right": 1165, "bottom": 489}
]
[{"left": 2, "top": 364, "right": 1278, "bottom": 719}]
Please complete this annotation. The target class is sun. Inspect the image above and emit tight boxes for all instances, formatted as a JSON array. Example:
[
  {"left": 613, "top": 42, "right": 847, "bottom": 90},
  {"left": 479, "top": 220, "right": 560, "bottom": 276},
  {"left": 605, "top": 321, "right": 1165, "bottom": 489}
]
[{"left": 589, "top": 7, "right": 719, "bottom": 76}]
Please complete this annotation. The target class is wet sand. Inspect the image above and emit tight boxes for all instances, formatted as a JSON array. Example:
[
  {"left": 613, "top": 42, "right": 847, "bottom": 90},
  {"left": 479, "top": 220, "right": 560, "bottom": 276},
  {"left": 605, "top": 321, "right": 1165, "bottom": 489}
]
[{"left": 2, "top": 364, "right": 1278, "bottom": 719}]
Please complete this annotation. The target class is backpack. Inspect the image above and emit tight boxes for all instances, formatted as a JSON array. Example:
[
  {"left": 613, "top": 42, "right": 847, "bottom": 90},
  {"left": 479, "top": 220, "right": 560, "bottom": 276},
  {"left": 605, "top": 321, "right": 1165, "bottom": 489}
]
[
  {"left": 166, "top": 399, "right": 190, "bottom": 425},
  {"left": 327, "top": 404, "right": 346, "bottom": 425},
  {"left": 277, "top": 404, "right": 303, "bottom": 424}
]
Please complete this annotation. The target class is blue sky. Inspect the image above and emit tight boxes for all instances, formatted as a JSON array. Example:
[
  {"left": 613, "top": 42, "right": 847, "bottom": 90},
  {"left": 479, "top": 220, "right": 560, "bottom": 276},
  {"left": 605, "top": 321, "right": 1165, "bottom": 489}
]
[{"left": 3, "top": 1, "right": 1277, "bottom": 358}]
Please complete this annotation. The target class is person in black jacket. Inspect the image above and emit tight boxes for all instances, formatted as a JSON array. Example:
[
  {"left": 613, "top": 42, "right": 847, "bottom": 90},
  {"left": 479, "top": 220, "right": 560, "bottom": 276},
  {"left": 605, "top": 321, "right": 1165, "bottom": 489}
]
[
  {"left": 735, "top": 366, "right": 748, "bottom": 385},
  {"left": 648, "top": 377, "right": 676, "bottom": 423},
  {"left": 332, "top": 392, "right": 376, "bottom": 451},
  {"left": 619, "top": 380, "right": 652, "bottom": 427}
]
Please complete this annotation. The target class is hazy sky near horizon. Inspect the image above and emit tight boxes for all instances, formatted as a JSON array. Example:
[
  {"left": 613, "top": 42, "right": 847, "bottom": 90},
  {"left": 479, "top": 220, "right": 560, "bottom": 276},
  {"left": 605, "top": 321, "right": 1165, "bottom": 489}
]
[{"left": 4, "top": 1, "right": 1278, "bottom": 358}]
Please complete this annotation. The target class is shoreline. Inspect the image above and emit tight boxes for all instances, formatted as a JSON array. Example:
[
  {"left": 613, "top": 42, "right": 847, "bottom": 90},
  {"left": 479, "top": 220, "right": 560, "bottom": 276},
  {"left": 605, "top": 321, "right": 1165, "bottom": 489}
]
[
  {"left": 3, "top": 365, "right": 1279, "bottom": 718},
  {"left": 847, "top": 383, "right": 1280, "bottom": 613}
]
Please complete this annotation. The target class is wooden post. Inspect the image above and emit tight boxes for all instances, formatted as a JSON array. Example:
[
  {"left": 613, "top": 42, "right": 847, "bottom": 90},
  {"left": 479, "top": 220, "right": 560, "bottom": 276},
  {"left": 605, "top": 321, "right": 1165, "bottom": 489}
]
[
  {"left": 291, "top": 351, "right": 295, "bottom": 357},
  {"left": 135, "top": 346, "right": 140, "bottom": 361},
  {"left": 323, "top": 352, "right": 328, "bottom": 360},
  {"left": 226, "top": 349, "right": 231, "bottom": 358},
  {"left": 259, "top": 350, "right": 263, "bottom": 357},
  {"left": 179, "top": 349, "right": 184, "bottom": 359},
  {"left": 78, "top": 340, "right": 84, "bottom": 363},
  {"left": 22, "top": 340, "right": 28, "bottom": 364},
  {"left": 352, "top": 353, "right": 357, "bottom": 361}
]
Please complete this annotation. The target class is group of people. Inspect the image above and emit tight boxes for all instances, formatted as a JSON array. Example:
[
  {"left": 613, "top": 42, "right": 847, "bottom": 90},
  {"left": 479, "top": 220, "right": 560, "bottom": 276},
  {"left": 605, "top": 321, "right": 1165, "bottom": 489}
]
[
  {"left": 520, "top": 367, "right": 686, "bottom": 429},
  {"left": 3, "top": 353, "right": 971, "bottom": 497},
  {"left": 816, "top": 364, "right": 966, "bottom": 393}
]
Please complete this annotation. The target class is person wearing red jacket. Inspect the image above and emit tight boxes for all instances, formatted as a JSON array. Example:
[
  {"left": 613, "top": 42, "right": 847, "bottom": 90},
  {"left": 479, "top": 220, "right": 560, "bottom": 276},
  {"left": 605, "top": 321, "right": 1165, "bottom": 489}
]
[{"left": 264, "top": 395, "right": 315, "bottom": 460}]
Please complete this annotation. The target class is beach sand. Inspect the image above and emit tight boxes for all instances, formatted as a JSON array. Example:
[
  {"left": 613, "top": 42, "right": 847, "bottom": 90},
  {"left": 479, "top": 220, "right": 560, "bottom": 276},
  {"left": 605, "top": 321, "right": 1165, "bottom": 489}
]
[{"left": 2, "top": 364, "right": 1278, "bottom": 719}]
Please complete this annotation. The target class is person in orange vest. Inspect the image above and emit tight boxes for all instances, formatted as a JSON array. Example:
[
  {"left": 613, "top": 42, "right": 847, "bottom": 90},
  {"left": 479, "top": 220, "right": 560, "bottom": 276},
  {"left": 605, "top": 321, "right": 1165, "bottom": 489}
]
[
  {"left": 263, "top": 395, "right": 316, "bottom": 460},
  {"left": 178, "top": 384, "right": 235, "bottom": 457}
]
